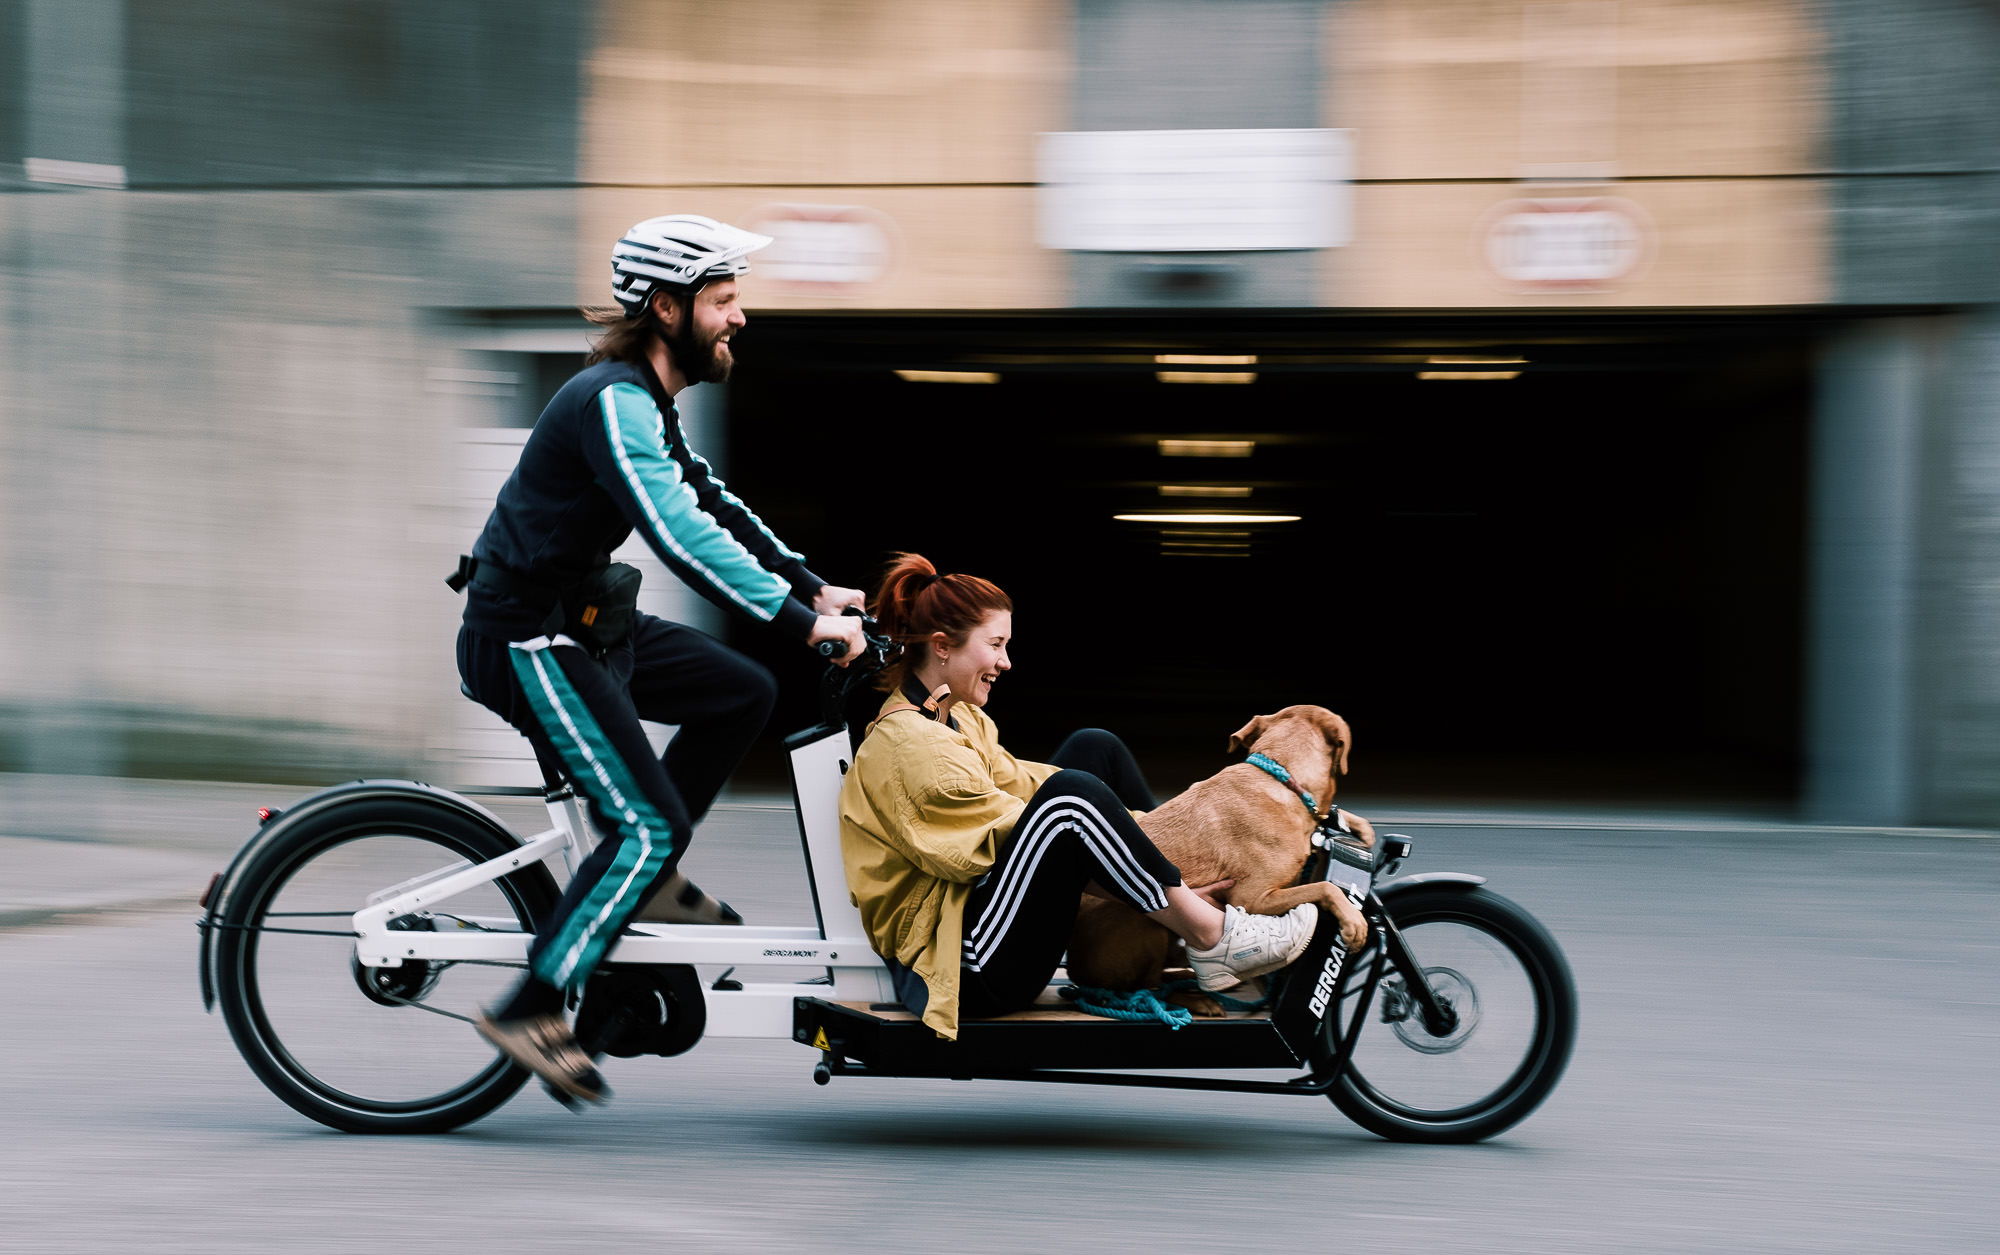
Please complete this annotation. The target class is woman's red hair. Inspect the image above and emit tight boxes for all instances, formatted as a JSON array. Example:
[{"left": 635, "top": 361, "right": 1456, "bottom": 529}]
[{"left": 869, "top": 553, "right": 1011, "bottom": 691}]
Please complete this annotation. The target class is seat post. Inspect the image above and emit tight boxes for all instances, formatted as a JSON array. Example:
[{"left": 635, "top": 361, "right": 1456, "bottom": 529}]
[
  {"left": 459, "top": 676, "right": 593, "bottom": 871},
  {"left": 529, "top": 742, "right": 593, "bottom": 869}
]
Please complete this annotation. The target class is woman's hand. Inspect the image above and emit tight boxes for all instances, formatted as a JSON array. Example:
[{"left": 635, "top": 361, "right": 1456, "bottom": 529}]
[
  {"left": 1188, "top": 878, "right": 1234, "bottom": 909},
  {"left": 813, "top": 584, "right": 867, "bottom": 615}
]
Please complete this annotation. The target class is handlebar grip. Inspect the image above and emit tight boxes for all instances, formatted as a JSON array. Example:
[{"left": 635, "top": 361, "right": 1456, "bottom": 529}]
[{"left": 817, "top": 638, "right": 848, "bottom": 659}]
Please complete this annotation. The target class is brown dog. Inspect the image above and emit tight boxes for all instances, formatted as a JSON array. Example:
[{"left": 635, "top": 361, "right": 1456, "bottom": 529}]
[{"left": 1066, "top": 705, "right": 1373, "bottom": 994}]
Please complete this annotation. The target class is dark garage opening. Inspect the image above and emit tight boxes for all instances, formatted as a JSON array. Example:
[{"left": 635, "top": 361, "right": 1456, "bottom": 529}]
[{"left": 721, "top": 313, "right": 1813, "bottom": 808}]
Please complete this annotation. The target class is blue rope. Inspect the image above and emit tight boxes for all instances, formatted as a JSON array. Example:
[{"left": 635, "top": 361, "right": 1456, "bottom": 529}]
[
  {"left": 1060, "top": 985, "right": 1194, "bottom": 1029},
  {"left": 1060, "top": 977, "right": 1275, "bottom": 1027}
]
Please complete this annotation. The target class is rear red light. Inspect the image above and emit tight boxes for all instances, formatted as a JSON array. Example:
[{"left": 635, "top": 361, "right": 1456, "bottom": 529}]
[{"left": 198, "top": 872, "right": 221, "bottom": 910}]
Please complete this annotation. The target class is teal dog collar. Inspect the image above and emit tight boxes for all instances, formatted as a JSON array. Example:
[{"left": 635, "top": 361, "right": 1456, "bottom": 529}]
[{"left": 1246, "top": 752, "right": 1319, "bottom": 818}]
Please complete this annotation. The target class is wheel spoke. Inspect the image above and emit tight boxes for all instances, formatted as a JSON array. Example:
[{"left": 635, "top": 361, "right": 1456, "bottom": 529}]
[{"left": 372, "top": 987, "right": 480, "bottom": 1025}]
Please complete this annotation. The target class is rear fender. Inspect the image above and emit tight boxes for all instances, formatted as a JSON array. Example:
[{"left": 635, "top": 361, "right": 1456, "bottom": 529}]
[{"left": 198, "top": 780, "right": 531, "bottom": 1011}]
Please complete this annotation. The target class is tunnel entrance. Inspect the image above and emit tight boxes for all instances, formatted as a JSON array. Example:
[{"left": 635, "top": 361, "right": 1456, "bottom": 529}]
[{"left": 723, "top": 311, "right": 1816, "bottom": 807}]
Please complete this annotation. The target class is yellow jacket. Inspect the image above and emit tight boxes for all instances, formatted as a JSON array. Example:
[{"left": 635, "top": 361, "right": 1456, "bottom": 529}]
[{"left": 837, "top": 691, "right": 1059, "bottom": 1039}]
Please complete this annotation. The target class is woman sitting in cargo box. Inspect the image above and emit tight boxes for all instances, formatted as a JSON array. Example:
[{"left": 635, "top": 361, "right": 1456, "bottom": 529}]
[{"left": 836, "top": 553, "right": 1319, "bottom": 1040}]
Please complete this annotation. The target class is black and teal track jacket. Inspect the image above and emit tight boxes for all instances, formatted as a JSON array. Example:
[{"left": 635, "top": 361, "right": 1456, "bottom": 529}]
[{"left": 462, "top": 358, "right": 823, "bottom": 644}]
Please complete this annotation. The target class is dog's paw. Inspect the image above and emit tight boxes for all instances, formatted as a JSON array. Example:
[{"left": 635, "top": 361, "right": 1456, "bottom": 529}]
[{"left": 1165, "top": 987, "right": 1227, "bottom": 1018}]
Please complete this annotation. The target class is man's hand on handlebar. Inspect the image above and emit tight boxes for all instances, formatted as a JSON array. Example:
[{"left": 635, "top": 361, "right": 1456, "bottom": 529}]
[
  {"left": 809, "top": 614, "right": 869, "bottom": 667},
  {"left": 812, "top": 584, "right": 867, "bottom": 616}
]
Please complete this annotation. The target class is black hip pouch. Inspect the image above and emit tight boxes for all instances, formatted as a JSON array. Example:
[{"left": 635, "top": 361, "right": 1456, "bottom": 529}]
[{"left": 562, "top": 562, "right": 643, "bottom": 653}]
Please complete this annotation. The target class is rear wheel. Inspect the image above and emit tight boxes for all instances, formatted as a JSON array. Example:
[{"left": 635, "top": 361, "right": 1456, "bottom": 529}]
[
  {"left": 214, "top": 795, "right": 560, "bottom": 1133},
  {"left": 1322, "top": 885, "right": 1576, "bottom": 1143}
]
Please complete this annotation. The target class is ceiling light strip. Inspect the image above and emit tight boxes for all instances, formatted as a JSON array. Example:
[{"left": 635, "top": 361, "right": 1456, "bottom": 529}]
[
  {"left": 1157, "top": 439, "right": 1254, "bottom": 458},
  {"left": 893, "top": 369, "right": 1000, "bottom": 384},
  {"left": 1116, "top": 512, "right": 1300, "bottom": 524},
  {"left": 1157, "top": 371, "right": 1257, "bottom": 385}
]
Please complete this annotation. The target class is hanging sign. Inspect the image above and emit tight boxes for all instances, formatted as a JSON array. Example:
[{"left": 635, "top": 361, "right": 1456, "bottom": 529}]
[
  {"left": 1479, "top": 196, "right": 1653, "bottom": 292},
  {"left": 750, "top": 204, "right": 901, "bottom": 291}
]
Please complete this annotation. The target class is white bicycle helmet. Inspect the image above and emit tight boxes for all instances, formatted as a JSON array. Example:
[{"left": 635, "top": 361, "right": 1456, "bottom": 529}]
[{"left": 611, "top": 214, "right": 773, "bottom": 315}]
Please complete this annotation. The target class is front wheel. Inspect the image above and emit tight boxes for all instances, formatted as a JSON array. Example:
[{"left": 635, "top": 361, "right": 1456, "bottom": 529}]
[
  {"left": 1322, "top": 884, "right": 1577, "bottom": 1143},
  {"left": 213, "top": 795, "right": 561, "bottom": 1133}
]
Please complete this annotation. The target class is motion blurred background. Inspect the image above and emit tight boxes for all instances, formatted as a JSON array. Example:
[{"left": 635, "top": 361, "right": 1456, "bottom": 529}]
[{"left": 2, "top": 0, "right": 1997, "bottom": 825}]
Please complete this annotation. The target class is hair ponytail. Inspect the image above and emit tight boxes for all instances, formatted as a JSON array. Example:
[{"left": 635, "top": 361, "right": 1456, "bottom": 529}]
[{"left": 869, "top": 552, "right": 1012, "bottom": 692}]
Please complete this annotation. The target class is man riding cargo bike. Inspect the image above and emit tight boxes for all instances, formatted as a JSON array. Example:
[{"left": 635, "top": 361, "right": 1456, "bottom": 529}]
[{"left": 449, "top": 213, "right": 867, "bottom": 1103}]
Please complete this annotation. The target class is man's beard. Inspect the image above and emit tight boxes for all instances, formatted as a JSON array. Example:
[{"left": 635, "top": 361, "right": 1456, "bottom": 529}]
[{"left": 666, "top": 313, "right": 733, "bottom": 384}]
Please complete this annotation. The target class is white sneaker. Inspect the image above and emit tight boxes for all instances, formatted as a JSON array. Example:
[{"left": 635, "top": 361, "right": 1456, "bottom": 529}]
[{"left": 1187, "top": 903, "right": 1319, "bottom": 992}]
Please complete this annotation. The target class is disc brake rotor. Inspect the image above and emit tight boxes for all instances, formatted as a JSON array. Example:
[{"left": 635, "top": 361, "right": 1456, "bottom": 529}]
[{"left": 1383, "top": 966, "right": 1480, "bottom": 1054}]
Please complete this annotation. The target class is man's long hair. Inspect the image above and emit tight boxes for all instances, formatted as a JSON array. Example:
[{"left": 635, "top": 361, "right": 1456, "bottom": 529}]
[
  {"left": 584, "top": 288, "right": 729, "bottom": 383},
  {"left": 581, "top": 302, "right": 664, "bottom": 367}
]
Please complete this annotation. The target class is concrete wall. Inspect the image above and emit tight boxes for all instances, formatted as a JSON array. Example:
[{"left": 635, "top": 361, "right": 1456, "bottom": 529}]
[
  {"left": 1804, "top": 1, "right": 2000, "bottom": 824},
  {"left": 578, "top": 0, "right": 1831, "bottom": 311},
  {"left": 0, "top": 187, "right": 587, "bottom": 780},
  {"left": 1325, "top": 0, "right": 1827, "bottom": 307},
  {"left": 579, "top": 0, "right": 1070, "bottom": 311},
  {"left": 1823, "top": 0, "right": 2000, "bottom": 307},
  {"left": 0, "top": 3, "right": 587, "bottom": 781}
]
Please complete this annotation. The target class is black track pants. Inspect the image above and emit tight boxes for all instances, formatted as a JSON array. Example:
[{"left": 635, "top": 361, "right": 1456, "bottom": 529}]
[
  {"left": 958, "top": 748, "right": 1180, "bottom": 1018},
  {"left": 456, "top": 615, "right": 776, "bottom": 990},
  {"left": 1045, "top": 727, "right": 1158, "bottom": 811}
]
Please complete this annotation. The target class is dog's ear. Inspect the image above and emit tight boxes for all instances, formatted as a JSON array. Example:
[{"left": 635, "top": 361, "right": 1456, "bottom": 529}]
[
  {"left": 1227, "top": 713, "right": 1273, "bottom": 756},
  {"left": 1311, "top": 707, "right": 1353, "bottom": 777}
]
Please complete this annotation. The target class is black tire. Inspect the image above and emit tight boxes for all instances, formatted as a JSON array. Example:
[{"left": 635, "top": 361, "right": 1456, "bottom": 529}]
[
  {"left": 214, "top": 794, "right": 561, "bottom": 1134},
  {"left": 1323, "top": 884, "right": 1577, "bottom": 1143}
]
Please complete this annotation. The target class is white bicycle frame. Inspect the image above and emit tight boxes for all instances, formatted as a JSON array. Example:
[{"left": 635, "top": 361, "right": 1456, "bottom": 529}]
[{"left": 351, "top": 726, "right": 895, "bottom": 1038}]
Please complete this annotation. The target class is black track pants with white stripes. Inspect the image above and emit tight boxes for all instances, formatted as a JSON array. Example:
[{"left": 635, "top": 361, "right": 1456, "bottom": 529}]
[
  {"left": 457, "top": 616, "right": 776, "bottom": 994},
  {"left": 1044, "top": 727, "right": 1157, "bottom": 812},
  {"left": 958, "top": 761, "right": 1180, "bottom": 1018}
]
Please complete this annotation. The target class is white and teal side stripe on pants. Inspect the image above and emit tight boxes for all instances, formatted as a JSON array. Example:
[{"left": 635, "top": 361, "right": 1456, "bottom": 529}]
[{"left": 508, "top": 641, "right": 680, "bottom": 990}]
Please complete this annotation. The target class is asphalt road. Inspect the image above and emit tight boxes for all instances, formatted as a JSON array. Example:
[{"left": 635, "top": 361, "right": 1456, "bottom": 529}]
[{"left": 2, "top": 791, "right": 1996, "bottom": 1254}]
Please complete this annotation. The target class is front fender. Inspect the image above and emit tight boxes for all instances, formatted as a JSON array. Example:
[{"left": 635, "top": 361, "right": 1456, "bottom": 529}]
[
  {"left": 197, "top": 779, "right": 529, "bottom": 1011},
  {"left": 1375, "top": 871, "right": 1487, "bottom": 899}
]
